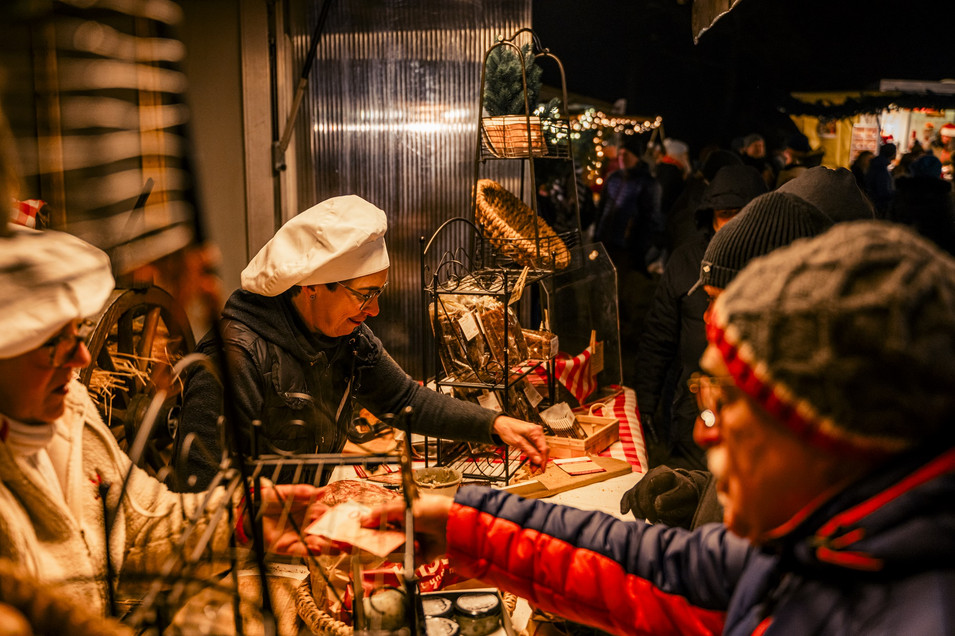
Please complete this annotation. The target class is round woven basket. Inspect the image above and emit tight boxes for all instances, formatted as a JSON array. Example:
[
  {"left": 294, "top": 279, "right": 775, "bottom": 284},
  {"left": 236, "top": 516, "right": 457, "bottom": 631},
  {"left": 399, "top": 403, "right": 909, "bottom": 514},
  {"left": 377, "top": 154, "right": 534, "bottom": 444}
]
[
  {"left": 296, "top": 578, "right": 352, "bottom": 636},
  {"left": 474, "top": 179, "right": 571, "bottom": 271}
]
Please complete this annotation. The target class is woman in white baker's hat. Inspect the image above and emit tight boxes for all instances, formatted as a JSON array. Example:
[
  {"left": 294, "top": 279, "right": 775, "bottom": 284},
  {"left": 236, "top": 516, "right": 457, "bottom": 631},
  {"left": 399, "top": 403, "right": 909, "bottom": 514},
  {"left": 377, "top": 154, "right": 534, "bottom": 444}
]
[
  {"left": 174, "top": 195, "right": 549, "bottom": 489},
  {"left": 0, "top": 225, "right": 335, "bottom": 618}
]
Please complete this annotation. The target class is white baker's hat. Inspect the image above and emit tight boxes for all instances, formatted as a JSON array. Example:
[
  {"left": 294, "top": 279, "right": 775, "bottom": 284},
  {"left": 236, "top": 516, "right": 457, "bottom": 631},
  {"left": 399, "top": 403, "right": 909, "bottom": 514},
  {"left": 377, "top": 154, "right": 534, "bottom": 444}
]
[
  {"left": 241, "top": 195, "right": 390, "bottom": 297},
  {"left": 0, "top": 226, "right": 114, "bottom": 359}
]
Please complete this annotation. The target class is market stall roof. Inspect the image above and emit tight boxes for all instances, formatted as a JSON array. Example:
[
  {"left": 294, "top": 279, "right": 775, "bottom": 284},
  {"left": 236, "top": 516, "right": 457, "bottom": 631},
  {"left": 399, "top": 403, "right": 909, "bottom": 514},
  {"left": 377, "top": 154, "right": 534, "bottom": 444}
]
[
  {"left": 785, "top": 80, "right": 955, "bottom": 119},
  {"left": 691, "top": 0, "right": 954, "bottom": 94}
]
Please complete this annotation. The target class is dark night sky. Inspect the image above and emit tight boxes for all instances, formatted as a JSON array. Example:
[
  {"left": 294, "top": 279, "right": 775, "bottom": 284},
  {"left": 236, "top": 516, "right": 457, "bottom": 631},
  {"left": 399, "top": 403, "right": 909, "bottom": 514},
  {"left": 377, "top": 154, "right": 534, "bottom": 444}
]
[{"left": 532, "top": 0, "right": 955, "bottom": 154}]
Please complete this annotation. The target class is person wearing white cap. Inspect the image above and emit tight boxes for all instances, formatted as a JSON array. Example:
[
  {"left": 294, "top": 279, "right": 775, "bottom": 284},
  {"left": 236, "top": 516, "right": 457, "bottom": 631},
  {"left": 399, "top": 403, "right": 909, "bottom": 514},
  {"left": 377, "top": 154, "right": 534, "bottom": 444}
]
[
  {"left": 174, "top": 195, "right": 549, "bottom": 490},
  {"left": 0, "top": 225, "right": 341, "bottom": 619}
]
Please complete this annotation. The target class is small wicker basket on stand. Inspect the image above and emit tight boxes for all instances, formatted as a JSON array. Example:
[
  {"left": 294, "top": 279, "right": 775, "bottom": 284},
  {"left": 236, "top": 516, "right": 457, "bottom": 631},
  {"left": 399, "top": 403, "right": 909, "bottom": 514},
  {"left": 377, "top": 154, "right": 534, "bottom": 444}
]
[
  {"left": 481, "top": 116, "right": 548, "bottom": 158},
  {"left": 474, "top": 179, "right": 572, "bottom": 271}
]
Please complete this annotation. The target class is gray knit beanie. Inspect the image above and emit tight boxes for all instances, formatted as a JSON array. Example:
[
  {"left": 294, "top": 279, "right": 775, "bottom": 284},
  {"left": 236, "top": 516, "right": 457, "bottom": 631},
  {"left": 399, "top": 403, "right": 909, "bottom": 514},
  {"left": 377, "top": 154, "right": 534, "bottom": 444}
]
[
  {"left": 776, "top": 166, "right": 875, "bottom": 222},
  {"left": 709, "top": 220, "right": 955, "bottom": 457},
  {"left": 694, "top": 191, "right": 834, "bottom": 292}
]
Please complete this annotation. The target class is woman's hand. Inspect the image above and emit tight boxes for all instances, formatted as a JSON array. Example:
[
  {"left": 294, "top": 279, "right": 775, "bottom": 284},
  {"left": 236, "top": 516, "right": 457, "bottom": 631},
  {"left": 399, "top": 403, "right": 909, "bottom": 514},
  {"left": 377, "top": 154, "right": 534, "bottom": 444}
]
[
  {"left": 240, "top": 483, "right": 339, "bottom": 556},
  {"left": 492, "top": 415, "right": 550, "bottom": 471}
]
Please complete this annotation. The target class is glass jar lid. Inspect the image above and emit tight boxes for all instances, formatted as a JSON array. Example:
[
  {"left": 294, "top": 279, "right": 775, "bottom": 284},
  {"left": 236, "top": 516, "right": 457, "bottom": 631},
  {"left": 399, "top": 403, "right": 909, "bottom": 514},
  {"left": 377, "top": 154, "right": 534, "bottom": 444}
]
[
  {"left": 422, "top": 596, "right": 454, "bottom": 618},
  {"left": 453, "top": 593, "right": 501, "bottom": 618}
]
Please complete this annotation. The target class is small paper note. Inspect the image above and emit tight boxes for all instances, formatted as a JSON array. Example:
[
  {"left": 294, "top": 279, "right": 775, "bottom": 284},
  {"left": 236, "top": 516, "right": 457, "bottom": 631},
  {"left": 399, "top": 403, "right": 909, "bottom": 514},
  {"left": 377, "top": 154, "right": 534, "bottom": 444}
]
[
  {"left": 458, "top": 312, "right": 480, "bottom": 341},
  {"left": 590, "top": 340, "right": 605, "bottom": 375},
  {"left": 478, "top": 390, "right": 502, "bottom": 412},
  {"left": 305, "top": 501, "right": 405, "bottom": 557},
  {"left": 523, "top": 381, "right": 543, "bottom": 408},
  {"left": 553, "top": 456, "right": 606, "bottom": 476}
]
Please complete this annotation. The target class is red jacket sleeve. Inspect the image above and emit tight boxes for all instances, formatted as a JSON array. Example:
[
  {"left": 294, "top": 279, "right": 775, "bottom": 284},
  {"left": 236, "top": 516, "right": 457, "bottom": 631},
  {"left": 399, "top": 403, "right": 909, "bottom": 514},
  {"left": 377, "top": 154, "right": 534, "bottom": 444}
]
[{"left": 447, "top": 486, "right": 738, "bottom": 636}]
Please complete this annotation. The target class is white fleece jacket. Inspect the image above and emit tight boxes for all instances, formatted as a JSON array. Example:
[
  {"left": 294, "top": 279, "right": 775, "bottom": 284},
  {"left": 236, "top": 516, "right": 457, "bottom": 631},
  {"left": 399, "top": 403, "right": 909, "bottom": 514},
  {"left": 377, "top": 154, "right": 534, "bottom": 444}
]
[{"left": 0, "top": 379, "right": 237, "bottom": 616}]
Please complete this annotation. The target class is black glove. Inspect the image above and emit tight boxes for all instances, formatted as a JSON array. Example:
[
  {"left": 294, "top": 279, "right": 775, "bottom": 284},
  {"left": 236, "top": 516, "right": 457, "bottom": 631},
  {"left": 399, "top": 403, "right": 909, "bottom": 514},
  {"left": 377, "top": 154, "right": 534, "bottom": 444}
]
[{"left": 619, "top": 466, "right": 711, "bottom": 529}]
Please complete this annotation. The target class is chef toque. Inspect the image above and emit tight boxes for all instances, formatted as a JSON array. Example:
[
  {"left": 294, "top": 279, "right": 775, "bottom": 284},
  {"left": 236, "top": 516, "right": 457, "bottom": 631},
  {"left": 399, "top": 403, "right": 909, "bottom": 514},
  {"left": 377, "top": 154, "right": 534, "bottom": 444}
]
[
  {"left": 241, "top": 195, "right": 390, "bottom": 296},
  {"left": 0, "top": 226, "right": 114, "bottom": 359}
]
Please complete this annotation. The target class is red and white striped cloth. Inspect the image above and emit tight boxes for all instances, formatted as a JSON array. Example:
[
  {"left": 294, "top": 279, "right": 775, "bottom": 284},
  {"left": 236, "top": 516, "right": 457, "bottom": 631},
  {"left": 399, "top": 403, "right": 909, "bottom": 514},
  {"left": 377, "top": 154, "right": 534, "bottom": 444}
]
[
  {"left": 593, "top": 386, "right": 647, "bottom": 473},
  {"left": 517, "top": 346, "right": 648, "bottom": 472},
  {"left": 517, "top": 346, "right": 598, "bottom": 404}
]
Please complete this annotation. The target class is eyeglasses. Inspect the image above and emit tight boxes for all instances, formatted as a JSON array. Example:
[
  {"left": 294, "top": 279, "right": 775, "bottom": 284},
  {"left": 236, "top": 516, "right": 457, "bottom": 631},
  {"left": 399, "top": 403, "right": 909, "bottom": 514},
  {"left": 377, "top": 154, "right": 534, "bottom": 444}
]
[
  {"left": 337, "top": 281, "right": 388, "bottom": 311},
  {"left": 40, "top": 319, "right": 96, "bottom": 367},
  {"left": 687, "top": 372, "right": 740, "bottom": 428}
]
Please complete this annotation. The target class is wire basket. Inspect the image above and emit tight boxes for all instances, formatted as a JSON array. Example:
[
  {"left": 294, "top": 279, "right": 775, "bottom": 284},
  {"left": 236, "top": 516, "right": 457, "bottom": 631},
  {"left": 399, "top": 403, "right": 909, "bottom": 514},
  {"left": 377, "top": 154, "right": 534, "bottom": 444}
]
[{"left": 474, "top": 179, "right": 572, "bottom": 271}]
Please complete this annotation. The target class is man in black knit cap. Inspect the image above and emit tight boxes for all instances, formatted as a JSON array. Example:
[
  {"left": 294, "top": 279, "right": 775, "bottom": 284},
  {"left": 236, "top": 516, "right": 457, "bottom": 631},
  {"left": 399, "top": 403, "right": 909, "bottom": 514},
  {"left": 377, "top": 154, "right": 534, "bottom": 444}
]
[
  {"left": 634, "top": 165, "right": 767, "bottom": 473},
  {"left": 622, "top": 190, "right": 833, "bottom": 528}
]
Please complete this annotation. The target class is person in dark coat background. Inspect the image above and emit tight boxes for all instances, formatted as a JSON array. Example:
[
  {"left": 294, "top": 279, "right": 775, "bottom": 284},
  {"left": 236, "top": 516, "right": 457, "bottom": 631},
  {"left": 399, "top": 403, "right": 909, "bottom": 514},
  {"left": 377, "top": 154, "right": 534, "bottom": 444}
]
[
  {"left": 889, "top": 153, "right": 955, "bottom": 255},
  {"left": 864, "top": 141, "right": 897, "bottom": 216},
  {"left": 664, "top": 148, "right": 743, "bottom": 253},
  {"left": 634, "top": 164, "right": 766, "bottom": 471},
  {"left": 593, "top": 135, "right": 664, "bottom": 385}
]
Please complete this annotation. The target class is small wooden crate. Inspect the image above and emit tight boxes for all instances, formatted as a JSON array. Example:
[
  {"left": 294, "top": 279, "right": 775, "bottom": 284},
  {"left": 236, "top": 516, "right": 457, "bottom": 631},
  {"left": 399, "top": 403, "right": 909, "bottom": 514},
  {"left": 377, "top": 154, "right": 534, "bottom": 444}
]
[{"left": 544, "top": 414, "right": 619, "bottom": 459}]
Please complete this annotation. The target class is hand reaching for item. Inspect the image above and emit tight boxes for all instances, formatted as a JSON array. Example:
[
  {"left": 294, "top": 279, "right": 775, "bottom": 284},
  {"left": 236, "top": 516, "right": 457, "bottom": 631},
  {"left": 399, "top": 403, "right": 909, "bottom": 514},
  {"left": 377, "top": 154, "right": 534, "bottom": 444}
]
[
  {"left": 238, "top": 483, "right": 338, "bottom": 557},
  {"left": 492, "top": 415, "right": 550, "bottom": 471},
  {"left": 360, "top": 494, "right": 454, "bottom": 566}
]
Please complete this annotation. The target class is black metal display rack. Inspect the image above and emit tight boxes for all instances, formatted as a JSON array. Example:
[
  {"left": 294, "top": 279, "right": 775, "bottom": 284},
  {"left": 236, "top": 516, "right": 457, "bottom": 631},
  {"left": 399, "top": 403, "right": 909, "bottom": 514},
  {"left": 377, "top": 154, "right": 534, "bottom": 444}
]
[{"left": 418, "top": 29, "right": 584, "bottom": 485}]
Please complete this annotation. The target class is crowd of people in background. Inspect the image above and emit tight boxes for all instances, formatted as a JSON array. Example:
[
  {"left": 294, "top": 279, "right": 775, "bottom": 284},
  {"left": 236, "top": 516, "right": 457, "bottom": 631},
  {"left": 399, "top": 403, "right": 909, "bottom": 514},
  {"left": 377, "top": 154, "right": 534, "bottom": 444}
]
[{"left": 582, "top": 122, "right": 955, "bottom": 488}]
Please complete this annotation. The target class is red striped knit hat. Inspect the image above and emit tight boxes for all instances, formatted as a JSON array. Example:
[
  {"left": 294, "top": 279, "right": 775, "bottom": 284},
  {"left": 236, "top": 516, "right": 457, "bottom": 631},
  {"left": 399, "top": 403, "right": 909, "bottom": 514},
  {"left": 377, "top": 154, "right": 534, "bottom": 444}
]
[{"left": 708, "top": 220, "right": 955, "bottom": 458}]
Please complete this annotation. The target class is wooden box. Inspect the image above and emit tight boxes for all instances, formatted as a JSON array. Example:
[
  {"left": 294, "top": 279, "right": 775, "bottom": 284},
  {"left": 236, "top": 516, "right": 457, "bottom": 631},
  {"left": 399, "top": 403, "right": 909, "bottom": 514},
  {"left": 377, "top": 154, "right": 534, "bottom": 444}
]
[{"left": 544, "top": 414, "right": 619, "bottom": 459}]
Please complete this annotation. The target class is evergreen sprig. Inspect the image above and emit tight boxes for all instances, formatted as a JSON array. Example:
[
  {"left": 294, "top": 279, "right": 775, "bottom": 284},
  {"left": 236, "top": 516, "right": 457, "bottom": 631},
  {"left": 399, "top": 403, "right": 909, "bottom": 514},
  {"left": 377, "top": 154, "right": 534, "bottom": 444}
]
[{"left": 483, "top": 43, "right": 542, "bottom": 117}]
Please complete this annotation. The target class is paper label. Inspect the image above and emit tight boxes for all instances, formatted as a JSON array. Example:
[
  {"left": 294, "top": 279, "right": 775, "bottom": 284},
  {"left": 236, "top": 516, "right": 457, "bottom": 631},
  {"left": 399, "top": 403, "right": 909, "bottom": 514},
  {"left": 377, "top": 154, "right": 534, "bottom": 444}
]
[
  {"left": 550, "top": 335, "right": 559, "bottom": 356},
  {"left": 590, "top": 340, "right": 604, "bottom": 375},
  {"left": 458, "top": 312, "right": 480, "bottom": 341},
  {"left": 523, "top": 382, "right": 543, "bottom": 408},
  {"left": 478, "top": 391, "right": 502, "bottom": 412}
]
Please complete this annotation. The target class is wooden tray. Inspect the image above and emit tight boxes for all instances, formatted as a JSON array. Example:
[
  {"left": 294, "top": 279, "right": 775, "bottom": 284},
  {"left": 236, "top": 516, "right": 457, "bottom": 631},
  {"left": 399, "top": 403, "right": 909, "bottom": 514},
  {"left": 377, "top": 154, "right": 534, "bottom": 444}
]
[{"left": 544, "top": 415, "right": 619, "bottom": 459}]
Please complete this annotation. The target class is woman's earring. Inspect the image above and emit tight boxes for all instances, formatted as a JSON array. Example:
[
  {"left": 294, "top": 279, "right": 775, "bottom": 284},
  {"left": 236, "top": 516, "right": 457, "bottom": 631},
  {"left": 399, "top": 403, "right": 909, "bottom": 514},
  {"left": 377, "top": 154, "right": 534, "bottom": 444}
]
[{"left": 309, "top": 294, "right": 316, "bottom": 300}]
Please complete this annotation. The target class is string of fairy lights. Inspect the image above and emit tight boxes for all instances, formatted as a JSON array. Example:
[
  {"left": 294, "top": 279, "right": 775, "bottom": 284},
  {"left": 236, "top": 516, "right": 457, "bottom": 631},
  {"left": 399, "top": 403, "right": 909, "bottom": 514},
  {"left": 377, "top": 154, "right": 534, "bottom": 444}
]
[{"left": 569, "top": 109, "right": 664, "bottom": 186}]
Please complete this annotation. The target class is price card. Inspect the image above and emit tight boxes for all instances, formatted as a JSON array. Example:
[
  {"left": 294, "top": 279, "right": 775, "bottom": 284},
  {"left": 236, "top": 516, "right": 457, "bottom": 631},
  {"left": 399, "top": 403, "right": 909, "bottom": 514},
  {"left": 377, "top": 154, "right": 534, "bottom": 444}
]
[
  {"left": 478, "top": 390, "right": 502, "bottom": 412},
  {"left": 590, "top": 340, "right": 604, "bottom": 375},
  {"left": 553, "top": 457, "right": 606, "bottom": 476},
  {"left": 523, "top": 381, "right": 543, "bottom": 408},
  {"left": 458, "top": 311, "right": 481, "bottom": 341}
]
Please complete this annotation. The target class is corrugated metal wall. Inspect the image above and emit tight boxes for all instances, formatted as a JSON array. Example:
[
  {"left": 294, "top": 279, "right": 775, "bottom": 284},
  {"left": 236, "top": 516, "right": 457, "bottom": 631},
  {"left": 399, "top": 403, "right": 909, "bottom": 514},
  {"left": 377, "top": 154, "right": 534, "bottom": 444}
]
[{"left": 285, "top": 0, "right": 530, "bottom": 378}]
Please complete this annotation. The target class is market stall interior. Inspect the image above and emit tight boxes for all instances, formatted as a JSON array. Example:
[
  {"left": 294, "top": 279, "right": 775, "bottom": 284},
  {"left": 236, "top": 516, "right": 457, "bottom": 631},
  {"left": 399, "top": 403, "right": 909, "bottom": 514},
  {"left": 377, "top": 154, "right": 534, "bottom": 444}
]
[
  {"left": 0, "top": 1, "right": 647, "bottom": 633},
  {"left": 2, "top": 0, "right": 951, "bottom": 633}
]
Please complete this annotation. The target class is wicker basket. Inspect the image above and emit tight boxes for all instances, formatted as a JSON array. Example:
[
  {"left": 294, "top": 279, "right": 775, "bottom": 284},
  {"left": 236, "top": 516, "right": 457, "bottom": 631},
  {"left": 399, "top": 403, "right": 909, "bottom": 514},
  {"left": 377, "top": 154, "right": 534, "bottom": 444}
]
[
  {"left": 296, "top": 577, "right": 352, "bottom": 636},
  {"left": 481, "top": 115, "right": 548, "bottom": 158},
  {"left": 474, "top": 179, "right": 571, "bottom": 271}
]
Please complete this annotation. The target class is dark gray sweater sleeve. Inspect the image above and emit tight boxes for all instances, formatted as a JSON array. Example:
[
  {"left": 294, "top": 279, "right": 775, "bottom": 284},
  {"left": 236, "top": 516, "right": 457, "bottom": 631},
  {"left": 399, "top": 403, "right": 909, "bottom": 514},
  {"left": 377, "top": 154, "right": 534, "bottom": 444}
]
[{"left": 356, "top": 347, "right": 499, "bottom": 444}]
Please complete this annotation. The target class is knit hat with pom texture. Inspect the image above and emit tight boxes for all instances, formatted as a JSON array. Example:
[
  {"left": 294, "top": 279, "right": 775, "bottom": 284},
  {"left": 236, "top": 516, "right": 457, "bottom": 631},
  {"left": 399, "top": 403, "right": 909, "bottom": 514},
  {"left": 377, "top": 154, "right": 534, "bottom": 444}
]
[{"left": 708, "top": 220, "right": 955, "bottom": 457}]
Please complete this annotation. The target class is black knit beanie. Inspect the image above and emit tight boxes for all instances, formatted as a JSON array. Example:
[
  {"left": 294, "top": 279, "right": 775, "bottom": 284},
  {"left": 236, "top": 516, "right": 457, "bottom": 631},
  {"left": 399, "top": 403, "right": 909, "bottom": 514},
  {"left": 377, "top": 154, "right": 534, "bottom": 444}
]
[
  {"left": 695, "top": 164, "right": 768, "bottom": 228},
  {"left": 695, "top": 191, "right": 834, "bottom": 291},
  {"left": 701, "top": 149, "right": 744, "bottom": 182},
  {"left": 776, "top": 166, "right": 875, "bottom": 222},
  {"left": 709, "top": 221, "right": 955, "bottom": 457}
]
